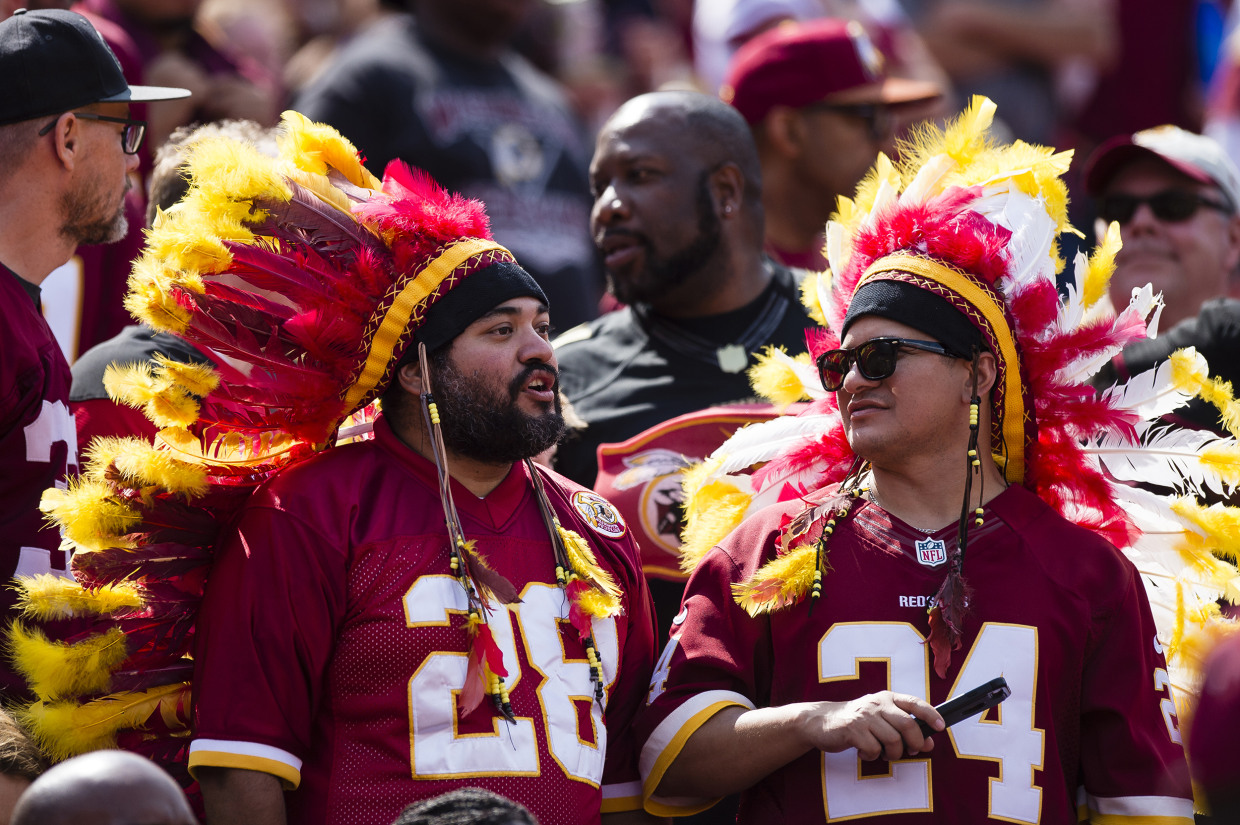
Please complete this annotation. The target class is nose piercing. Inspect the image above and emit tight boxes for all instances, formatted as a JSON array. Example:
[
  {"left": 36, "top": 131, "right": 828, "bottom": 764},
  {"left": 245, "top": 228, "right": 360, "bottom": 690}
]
[{"left": 610, "top": 198, "right": 621, "bottom": 210}]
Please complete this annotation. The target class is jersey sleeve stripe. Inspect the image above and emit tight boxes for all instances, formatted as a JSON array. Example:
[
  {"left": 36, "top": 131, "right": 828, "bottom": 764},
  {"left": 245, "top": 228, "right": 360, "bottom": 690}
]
[
  {"left": 640, "top": 690, "right": 755, "bottom": 816},
  {"left": 188, "top": 739, "right": 303, "bottom": 790},
  {"left": 1079, "top": 790, "right": 1195, "bottom": 824},
  {"left": 600, "top": 780, "right": 643, "bottom": 813}
]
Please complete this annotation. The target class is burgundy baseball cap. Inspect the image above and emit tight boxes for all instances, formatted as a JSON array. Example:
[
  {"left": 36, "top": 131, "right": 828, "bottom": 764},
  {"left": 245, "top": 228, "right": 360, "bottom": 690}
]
[
  {"left": 1083, "top": 125, "right": 1240, "bottom": 209},
  {"left": 721, "top": 18, "right": 941, "bottom": 125},
  {"left": 0, "top": 9, "right": 189, "bottom": 127}
]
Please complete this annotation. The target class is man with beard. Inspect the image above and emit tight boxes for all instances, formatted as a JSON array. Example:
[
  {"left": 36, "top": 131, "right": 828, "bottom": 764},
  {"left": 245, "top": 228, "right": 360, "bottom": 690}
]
[
  {"left": 0, "top": 9, "right": 186, "bottom": 697},
  {"left": 188, "top": 261, "right": 660, "bottom": 824},
  {"left": 554, "top": 91, "right": 815, "bottom": 634}
]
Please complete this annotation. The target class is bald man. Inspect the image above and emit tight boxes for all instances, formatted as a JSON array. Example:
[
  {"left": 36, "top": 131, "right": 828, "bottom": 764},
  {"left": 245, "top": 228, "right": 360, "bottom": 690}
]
[
  {"left": 10, "top": 750, "right": 194, "bottom": 825},
  {"left": 554, "top": 91, "right": 814, "bottom": 636}
]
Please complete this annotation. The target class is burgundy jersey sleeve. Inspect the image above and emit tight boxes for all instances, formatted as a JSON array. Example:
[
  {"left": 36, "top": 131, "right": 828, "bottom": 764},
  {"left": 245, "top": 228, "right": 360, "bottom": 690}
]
[
  {"left": 1077, "top": 558, "right": 1195, "bottom": 820},
  {"left": 189, "top": 493, "right": 347, "bottom": 787},
  {"left": 1188, "top": 634, "right": 1240, "bottom": 803},
  {"left": 637, "top": 508, "right": 783, "bottom": 816}
]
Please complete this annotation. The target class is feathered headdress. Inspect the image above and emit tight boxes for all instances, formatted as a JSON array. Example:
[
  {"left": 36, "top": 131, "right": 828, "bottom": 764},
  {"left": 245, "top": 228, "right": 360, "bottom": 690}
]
[
  {"left": 10, "top": 112, "right": 619, "bottom": 783},
  {"left": 681, "top": 97, "right": 1240, "bottom": 695}
]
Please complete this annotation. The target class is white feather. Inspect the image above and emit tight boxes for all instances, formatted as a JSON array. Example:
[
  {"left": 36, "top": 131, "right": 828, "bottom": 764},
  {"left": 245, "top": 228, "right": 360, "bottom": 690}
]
[
  {"left": 1090, "top": 421, "right": 1237, "bottom": 497},
  {"left": 990, "top": 190, "right": 1058, "bottom": 289},
  {"left": 1101, "top": 352, "right": 1203, "bottom": 420},
  {"left": 825, "top": 220, "right": 848, "bottom": 279},
  {"left": 1056, "top": 251, "right": 1090, "bottom": 333},
  {"left": 900, "top": 154, "right": 955, "bottom": 204},
  {"left": 708, "top": 414, "right": 840, "bottom": 477}
]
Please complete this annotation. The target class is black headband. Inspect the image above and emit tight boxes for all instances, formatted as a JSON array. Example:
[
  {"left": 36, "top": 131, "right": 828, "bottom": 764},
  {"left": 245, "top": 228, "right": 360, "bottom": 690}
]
[
  {"left": 414, "top": 260, "right": 548, "bottom": 354},
  {"left": 842, "top": 279, "right": 986, "bottom": 358}
]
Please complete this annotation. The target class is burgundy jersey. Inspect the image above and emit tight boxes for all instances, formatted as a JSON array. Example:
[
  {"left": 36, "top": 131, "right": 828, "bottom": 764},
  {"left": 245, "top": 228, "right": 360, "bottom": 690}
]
[
  {"left": 0, "top": 267, "right": 78, "bottom": 682},
  {"left": 640, "top": 485, "right": 1194, "bottom": 824},
  {"left": 1188, "top": 633, "right": 1240, "bottom": 797},
  {"left": 189, "top": 416, "right": 657, "bottom": 825},
  {"left": 593, "top": 404, "right": 784, "bottom": 581}
]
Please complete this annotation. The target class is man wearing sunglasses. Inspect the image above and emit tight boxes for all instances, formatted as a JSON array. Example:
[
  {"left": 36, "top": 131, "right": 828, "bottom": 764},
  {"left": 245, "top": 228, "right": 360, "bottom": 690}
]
[
  {"left": 721, "top": 18, "right": 942, "bottom": 271},
  {"left": 1085, "top": 126, "right": 1240, "bottom": 436},
  {"left": 0, "top": 9, "right": 187, "bottom": 698}
]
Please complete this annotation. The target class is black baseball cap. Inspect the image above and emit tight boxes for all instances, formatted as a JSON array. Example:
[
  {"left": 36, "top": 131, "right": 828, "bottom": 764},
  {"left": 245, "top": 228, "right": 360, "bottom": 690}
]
[{"left": 0, "top": 8, "right": 190, "bottom": 127}]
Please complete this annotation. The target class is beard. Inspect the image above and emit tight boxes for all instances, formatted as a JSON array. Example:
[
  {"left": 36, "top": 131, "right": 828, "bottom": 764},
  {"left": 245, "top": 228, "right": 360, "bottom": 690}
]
[
  {"left": 431, "top": 352, "right": 566, "bottom": 464},
  {"left": 60, "top": 177, "right": 129, "bottom": 246},
  {"left": 606, "top": 171, "right": 723, "bottom": 306}
]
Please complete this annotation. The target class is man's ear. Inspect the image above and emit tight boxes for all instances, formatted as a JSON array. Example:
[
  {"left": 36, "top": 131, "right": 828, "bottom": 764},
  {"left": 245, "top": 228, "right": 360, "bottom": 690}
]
[
  {"left": 759, "top": 106, "right": 806, "bottom": 160},
  {"left": 1222, "top": 213, "right": 1240, "bottom": 274},
  {"left": 963, "top": 351, "right": 999, "bottom": 402},
  {"left": 396, "top": 359, "right": 425, "bottom": 396},
  {"left": 50, "top": 113, "right": 82, "bottom": 171},
  {"left": 709, "top": 161, "right": 746, "bottom": 218}
]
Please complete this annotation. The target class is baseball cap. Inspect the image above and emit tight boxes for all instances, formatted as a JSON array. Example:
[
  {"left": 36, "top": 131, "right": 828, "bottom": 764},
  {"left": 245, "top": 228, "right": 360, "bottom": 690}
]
[
  {"left": 1084, "top": 125, "right": 1240, "bottom": 210},
  {"left": 0, "top": 8, "right": 190, "bottom": 127},
  {"left": 721, "top": 18, "right": 941, "bottom": 125}
]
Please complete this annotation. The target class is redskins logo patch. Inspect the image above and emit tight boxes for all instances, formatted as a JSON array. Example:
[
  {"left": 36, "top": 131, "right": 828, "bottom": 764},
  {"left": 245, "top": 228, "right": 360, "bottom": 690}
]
[{"left": 571, "top": 491, "right": 627, "bottom": 540}]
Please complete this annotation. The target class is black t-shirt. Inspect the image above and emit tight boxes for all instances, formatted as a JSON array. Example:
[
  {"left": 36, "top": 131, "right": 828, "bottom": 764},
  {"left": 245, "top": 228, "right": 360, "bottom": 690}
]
[
  {"left": 293, "top": 15, "right": 602, "bottom": 332},
  {"left": 553, "top": 262, "right": 813, "bottom": 487}
]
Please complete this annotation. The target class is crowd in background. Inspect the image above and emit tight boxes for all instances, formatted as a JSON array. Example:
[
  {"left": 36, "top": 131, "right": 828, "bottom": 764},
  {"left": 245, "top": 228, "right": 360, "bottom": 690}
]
[{"left": 5, "top": 0, "right": 1240, "bottom": 823}]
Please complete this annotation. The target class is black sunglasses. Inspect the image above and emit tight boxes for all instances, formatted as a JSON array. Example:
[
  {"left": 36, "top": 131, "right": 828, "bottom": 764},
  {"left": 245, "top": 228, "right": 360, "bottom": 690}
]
[
  {"left": 804, "top": 102, "right": 893, "bottom": 142},
  {"left": 817, "top": 337, "right": 958, "bottom": 391},
  {"left": 38, "top": 112, "right": 147, "bottom": 155},
  {"left": 1097, "top": 190, "right": 1231, "bottom": 225}
]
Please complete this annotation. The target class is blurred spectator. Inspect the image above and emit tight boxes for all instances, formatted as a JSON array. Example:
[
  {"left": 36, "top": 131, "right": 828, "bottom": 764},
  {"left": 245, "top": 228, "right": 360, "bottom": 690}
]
[
  {"left": 10, "top": 750, "right": 195, "bottom": 825},
  {"left": 1086, "top": 125, "right": 1240, "bottom": 436},
  {"left": 0, "top": 710, "right": 45, "bottom": 825},
  {"left": 1086, "top": 126, "right": 1240, "bottom": 328},
  {"left": 722, "top": 17, "right": 940, "bottom": 269},
  {"left": 0, "top": 8, "right": 186, "bottom": 698},
  {"left": 692, "top": 0, "right": 948, "bottom": 100},
  {"left": 1189, "top": 632, "right": 1240, "bottom": 823},
  {"left": 392, "top": 788, "right": 538, "bottom": 825},
  {"left": 294, "top": 0, "right": 604, "bottom": 332},
  {"left": 74, "top": 0, "right": 281, "bottom": 155},
  {"left": 909, "top": 0, "right": 1117, "bottom": 144},
  {"left": 555, "top": 90, "right": 814, "bottom": 639}
]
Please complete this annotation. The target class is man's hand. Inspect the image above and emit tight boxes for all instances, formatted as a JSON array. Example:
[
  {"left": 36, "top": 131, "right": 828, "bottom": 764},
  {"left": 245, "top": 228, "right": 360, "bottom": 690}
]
[
  {"left": 657, "top": 691, "right": 944, "bottom": 799},
  {"left": 802, "top": 690, "right": 944, "bottom": 761}
]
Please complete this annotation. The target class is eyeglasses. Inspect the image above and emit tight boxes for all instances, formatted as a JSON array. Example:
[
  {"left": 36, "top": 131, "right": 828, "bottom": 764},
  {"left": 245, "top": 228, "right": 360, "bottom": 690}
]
[
  {"left": 1096, "top": 190, "right": 1231, "bottom": 225},
  {"left": 804, "top": 102, "right": 893, "bottom": 142},
  {"left": 38, "top": 112, "right": 147, "bottom": 155},
  {"left": 816, "top": 337, "right": 958, "bottom": 391}
]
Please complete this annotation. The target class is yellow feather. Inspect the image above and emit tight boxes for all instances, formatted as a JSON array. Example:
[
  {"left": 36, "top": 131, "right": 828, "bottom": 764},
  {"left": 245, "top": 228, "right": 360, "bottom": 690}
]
[
  {"left": 16, "top": 683, "right": 191, "bottom": 762},
  {"left": 679, "top": 477, "right": 753, "bottom": 573},
  {"left": 15, "top": 574, "right": 142, "bottom": 621},
  {"left": 39, "top": 482, "right": 138, "bottom": 552},
  {"left": 1200, "top": 442, "right": 1240, "bottom": 489},
  {"left": 558, "top": 526, "right": 621, "bottom": 601},
  {"left": 748, "top": 347, "right": 812, "bottom": 408},
  {"left": 102, "top": 362, "right": 158, "bottom": 410},
  {"left": 732, "top": 543, "right": 820, "bottom": 616},
  {"left": 153, "top": 354, "right": 219, "bottom": 398},
  {"left": 799, "top": 272, "right": 829, "bottom": 327},
  {"left": 1085, "top": 221, "right": 1121, "bottom": 309},
  {"left": 278, "top": 110, "right": 382, "bottom": 190},
  {"left": 145, "top": 388, "right": 201, "bottom": 429},
  {"left": 8, "top": 624, "right": 128, "bottom": 700},
  {"left": 112, "top": 441, "right": 208, "bottom": 498},
  {"left": 186, "top": 136, "right": 290, "bottom": 205},
  {"left": 576, "top": 583, "right": 622, "bottom": 620}
]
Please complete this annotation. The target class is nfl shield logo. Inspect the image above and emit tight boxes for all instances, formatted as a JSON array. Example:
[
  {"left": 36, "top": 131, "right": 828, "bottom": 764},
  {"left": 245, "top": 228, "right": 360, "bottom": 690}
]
[{"left": 915, "top": 537, "right": 947, "bottom": 567}]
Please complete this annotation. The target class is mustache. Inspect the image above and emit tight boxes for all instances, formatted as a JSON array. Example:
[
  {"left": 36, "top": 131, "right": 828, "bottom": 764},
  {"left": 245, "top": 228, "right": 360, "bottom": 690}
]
[
  {"left": 507, "top": 361, "right": 559, "bottom": 399},
  {"left": 594, "top": 227, "right": 648, "bottom": 248}
]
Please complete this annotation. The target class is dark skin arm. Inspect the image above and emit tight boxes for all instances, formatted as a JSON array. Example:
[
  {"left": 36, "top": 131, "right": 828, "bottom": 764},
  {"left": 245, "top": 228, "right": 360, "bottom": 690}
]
[{"left": 197, "top": 767, "right": 286, "bottom": 825}]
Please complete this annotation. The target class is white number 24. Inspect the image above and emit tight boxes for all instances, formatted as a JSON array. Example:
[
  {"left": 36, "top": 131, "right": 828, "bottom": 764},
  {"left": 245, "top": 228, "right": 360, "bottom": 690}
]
[{"left": 819, "top": 622, "right": 1045, "bottom": 823}]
